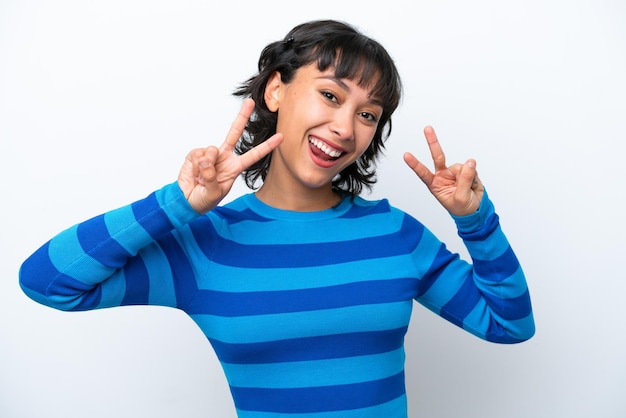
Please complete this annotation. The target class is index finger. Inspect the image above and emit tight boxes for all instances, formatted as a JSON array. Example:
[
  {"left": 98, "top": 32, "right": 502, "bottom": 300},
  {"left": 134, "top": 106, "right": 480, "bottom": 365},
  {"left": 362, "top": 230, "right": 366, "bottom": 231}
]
[
  {"left": 238, "top": 133, "right": 284, "bottom": 170},
  {"left": 424, "top": 126, "right": 447, "bottom": 172},
  {"left": 222, "top": 98, "right": 256, "bottom": 151}
]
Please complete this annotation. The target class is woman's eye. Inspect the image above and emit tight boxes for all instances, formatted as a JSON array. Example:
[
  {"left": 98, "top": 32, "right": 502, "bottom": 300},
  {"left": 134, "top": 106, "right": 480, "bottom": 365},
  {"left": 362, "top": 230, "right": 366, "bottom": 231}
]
[
  {"left": 321, "top": 91, "right": 338, "bottom": 102},
  {"left": 361, "top": 112, "right": 378, "bottom": 123}
]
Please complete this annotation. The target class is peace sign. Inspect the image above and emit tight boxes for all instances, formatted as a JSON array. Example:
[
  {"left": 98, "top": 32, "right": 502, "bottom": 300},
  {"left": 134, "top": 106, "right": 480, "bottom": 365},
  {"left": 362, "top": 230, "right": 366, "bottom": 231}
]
[
  {"left": 403, "top": 126, "right": 484, "bottom": 217},
  {"left": 178, "top": 98, "right": 283, "bottom": 214}
]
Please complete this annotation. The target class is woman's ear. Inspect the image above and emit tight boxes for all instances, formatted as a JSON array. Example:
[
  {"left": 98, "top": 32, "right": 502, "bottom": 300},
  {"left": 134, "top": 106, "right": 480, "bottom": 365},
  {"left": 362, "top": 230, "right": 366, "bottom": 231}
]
[{"left": 264, "top": 71, "right": 282, "bottom": 112}]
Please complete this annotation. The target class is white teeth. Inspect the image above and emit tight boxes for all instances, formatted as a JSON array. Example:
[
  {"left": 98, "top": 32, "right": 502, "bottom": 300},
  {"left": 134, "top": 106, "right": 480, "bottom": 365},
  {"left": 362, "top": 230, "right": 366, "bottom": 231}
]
[{"left": 309, "top": 137, "right": 342, "bottom": 158}]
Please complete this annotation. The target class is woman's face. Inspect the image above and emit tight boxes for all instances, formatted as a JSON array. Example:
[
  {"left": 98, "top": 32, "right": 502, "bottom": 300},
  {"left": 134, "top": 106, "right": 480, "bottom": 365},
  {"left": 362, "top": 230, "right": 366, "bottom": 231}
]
[{"left": 263, "top": 63, "right": 383, "bottom": 193}]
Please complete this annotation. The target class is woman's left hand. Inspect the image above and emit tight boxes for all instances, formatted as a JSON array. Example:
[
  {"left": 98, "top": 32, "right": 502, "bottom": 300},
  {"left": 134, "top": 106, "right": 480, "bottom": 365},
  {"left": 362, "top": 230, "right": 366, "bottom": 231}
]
[{"left": 403, "top": 126, "right": 485, "bottom": 217}]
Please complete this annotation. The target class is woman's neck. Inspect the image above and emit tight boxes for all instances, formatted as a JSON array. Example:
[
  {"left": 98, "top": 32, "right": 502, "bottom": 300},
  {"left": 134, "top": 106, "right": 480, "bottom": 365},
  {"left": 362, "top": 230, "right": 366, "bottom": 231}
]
[{"left": 255, "top": 181, "right": 341, "bottom": 212}]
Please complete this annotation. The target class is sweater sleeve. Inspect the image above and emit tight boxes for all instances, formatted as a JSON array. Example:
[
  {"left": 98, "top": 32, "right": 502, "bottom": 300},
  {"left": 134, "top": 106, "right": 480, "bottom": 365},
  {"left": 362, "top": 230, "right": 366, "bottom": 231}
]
[
  {"left": 413, "top": 191, "right": 535, "bottom": 343},
  {"left": 19, "top": 182, "right": 200, "bottom": 312}
]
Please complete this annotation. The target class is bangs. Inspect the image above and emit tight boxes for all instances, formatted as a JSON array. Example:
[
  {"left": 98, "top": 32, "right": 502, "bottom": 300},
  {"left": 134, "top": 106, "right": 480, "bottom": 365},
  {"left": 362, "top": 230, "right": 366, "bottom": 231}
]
[{"left": 309, "top": 36, "right": 400, "bottom": 113}]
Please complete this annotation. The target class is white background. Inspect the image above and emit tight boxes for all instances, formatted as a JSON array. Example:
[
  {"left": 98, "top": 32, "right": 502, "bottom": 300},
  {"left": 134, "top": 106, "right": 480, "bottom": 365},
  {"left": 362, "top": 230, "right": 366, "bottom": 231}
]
[{"left": 1, "top": 0, "right": 625, "bottom": 417}]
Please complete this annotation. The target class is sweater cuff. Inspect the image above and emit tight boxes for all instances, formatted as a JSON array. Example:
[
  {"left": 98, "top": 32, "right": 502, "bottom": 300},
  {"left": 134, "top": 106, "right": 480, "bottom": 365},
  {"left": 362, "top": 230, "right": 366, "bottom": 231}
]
[
  {"left": 451, "top": 190, "right": 495, "bottom": 234},
  {"left": 155, "top": 182, "right": 201, "bottom": 229}
]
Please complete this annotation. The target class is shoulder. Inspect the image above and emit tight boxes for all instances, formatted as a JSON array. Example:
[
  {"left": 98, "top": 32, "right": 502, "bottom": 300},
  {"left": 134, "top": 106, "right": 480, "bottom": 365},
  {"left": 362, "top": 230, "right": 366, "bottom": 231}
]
[
  {"left": 343, "top": 195, "right": 394, "bottom": 217},
  {"left": 344, "top": 195, "right": 425, "bottom": 235},
  {"left": 346, "top": 195, "right": 414, "bottom": 221},
  {"left": 208, "top": 194, "right": 267, "bottom": 223}
]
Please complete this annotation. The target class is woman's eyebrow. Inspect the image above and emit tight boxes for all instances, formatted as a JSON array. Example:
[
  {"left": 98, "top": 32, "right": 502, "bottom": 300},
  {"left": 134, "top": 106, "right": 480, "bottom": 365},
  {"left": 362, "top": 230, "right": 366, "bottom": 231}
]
[
  {"left": 317, "top": 75, "right": 350, "bottom": 91},
  {"left": 317, "top": 75, "right": 384, "bottom": 107}
]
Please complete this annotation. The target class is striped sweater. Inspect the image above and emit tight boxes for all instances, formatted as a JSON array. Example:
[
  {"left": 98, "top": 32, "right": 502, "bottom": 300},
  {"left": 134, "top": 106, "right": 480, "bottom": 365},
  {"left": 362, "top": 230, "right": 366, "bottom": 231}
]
[{"left": 19, "top": 182, "right": 534, "bottom": 417}]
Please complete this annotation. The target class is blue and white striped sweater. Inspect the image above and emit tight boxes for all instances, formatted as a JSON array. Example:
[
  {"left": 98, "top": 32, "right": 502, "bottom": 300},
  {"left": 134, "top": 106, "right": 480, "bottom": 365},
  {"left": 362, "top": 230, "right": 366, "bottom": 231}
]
[{"left": 19, "top": 182, "right": 534, "bottom": 416}]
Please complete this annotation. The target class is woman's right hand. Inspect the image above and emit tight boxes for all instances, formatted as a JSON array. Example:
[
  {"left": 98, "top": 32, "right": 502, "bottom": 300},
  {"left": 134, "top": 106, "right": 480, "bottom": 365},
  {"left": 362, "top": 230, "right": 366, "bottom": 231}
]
[{"left": 178, "top": 98, "right": 283, "bottom": 214}]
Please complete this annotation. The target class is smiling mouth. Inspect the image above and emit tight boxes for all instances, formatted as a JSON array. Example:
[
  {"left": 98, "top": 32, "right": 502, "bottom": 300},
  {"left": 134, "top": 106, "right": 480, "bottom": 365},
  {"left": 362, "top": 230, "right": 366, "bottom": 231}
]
[{"left": 309, "top": 137, "right": 344, "bottom": 161}]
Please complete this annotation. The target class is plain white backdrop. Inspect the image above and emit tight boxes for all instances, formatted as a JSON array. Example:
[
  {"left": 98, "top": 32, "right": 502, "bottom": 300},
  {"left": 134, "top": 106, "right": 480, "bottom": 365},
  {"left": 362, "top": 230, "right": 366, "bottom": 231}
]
[{"left": 1, "top": 0, "right": 625, "bottom": 417}]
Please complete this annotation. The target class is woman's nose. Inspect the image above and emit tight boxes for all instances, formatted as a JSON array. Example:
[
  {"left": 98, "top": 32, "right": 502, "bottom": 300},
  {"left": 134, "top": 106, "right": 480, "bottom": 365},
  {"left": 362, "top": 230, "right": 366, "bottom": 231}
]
[{"left": 329, "top": 109, "right": 354, "bottom": 141}]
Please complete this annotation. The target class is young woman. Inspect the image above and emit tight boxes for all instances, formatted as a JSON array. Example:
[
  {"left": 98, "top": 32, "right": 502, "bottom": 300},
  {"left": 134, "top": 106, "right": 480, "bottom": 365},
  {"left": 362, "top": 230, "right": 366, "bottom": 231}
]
[{"left": 19, "top": 19, "right": 535, "bottom": 417}]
